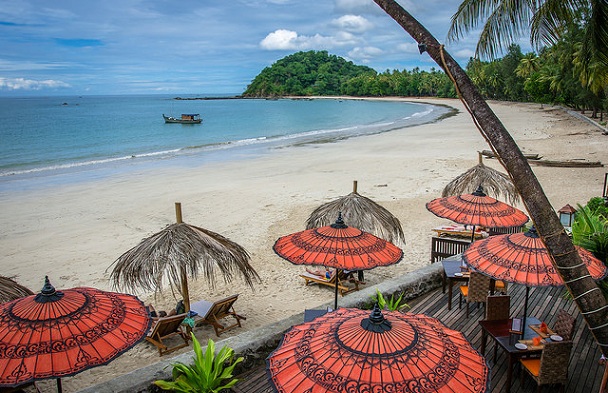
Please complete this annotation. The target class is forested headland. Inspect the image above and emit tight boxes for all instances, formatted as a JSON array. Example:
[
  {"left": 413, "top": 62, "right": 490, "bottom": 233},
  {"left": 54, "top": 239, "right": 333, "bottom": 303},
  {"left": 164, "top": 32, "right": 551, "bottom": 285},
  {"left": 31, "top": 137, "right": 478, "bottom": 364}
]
[{"left": 243, "top": 44, "right": 606, "bottom": 122}]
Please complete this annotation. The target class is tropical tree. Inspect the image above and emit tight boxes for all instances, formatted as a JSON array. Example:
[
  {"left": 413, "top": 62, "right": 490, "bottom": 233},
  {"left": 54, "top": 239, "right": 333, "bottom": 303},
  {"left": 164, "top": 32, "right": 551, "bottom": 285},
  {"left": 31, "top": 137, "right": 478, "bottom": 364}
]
[
  {"left": 447, "top": 0, "right": 608, "bottom": 68},
  {"left": 372, "top": 0, "right": 608, "bottom": 364}
]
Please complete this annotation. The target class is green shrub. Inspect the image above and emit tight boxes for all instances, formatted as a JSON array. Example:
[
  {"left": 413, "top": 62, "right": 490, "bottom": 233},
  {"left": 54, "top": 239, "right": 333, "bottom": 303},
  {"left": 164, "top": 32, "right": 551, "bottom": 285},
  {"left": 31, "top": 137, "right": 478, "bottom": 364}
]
[
  {"left": 154, "top": 333, "right": 243, "bottom": 393},
  {"left": 371, "top": 289, "right": 409, "bottom": 312}
]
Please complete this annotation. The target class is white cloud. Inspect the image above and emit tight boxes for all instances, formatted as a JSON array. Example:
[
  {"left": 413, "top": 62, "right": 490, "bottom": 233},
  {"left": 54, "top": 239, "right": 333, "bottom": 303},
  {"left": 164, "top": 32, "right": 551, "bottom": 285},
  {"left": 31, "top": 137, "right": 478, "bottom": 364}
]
[
  {"left": 260, "top": 29, "right": 357, "bottom": 50},
  {"left": 452, "top": 48, "right": 476, "bottom": 59},
  {"left": 396, "top": 42, "right": 421, "bottom": 54},
  {"left": 331, "top": 15, "right": 373, "bottom": 33},
  {"left": 0, "top": 78, "right": 70, "bottom": 91},
  {"left": 348, "top": 46, "right": 383, "bottom": 62}
]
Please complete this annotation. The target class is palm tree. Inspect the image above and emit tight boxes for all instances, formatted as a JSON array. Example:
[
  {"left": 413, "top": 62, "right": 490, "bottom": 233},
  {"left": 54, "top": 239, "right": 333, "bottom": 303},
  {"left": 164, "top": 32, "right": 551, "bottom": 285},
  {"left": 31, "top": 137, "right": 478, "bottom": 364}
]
[
  {"left": 447, "top": 0, "right": 608, "bottom": 68},
  {"left": 372, "top": 0, "right": 608, "bottom": 364}
]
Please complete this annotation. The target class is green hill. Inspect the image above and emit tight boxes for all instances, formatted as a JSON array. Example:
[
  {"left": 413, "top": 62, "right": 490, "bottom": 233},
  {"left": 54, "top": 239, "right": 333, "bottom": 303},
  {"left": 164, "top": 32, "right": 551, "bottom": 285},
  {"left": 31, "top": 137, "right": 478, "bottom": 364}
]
[{"left": 243, "top": 50, "right": 376, "bottom": 97}]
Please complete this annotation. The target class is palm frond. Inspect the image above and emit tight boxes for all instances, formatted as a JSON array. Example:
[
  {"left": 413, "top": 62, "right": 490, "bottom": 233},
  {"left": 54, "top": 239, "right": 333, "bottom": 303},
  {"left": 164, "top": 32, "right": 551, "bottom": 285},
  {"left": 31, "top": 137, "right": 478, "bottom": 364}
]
[
  {"left": 0, "top": 275, "right": 34, "bottom": 303},
  {"left": 306, "top": 184, "right": 405, "bottom": 247}
]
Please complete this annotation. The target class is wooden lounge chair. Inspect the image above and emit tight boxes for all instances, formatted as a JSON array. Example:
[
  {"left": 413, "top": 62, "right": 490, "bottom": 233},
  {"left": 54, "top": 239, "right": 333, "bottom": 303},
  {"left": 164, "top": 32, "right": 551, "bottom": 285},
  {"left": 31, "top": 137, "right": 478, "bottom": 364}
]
[
  {"left": 190, "top": 294, "right": 245, "bottom": 337},
  {"left": 299, "top": 269, "right": 361, "bottom": 296},
  {"left": 145, "top": 313, "right": 190, "bottom": 356}
]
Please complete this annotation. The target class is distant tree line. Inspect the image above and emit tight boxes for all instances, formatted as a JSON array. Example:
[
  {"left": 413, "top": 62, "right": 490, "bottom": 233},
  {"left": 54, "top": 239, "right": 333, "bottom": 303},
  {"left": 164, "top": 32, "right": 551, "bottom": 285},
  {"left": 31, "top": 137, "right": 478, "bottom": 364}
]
[
  {"left": 242, "top": 50, "right": 456, "bottom": 98},
  {"left": 244, "top": 45, "right": 606, "bottom": 121}
]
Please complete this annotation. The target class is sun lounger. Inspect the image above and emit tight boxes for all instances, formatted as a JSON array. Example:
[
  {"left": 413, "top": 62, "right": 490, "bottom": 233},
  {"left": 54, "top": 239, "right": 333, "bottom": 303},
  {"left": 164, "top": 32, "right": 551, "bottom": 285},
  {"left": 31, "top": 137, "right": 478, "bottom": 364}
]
[
  {"left": 145, "top": 313, "right": 190, "bottom": 356},
  {"left": 190, "top": 294, "right": 245, "bottom": 337},
  {"left": 299, "top": 270, "right": 361, "bottom": 296}
]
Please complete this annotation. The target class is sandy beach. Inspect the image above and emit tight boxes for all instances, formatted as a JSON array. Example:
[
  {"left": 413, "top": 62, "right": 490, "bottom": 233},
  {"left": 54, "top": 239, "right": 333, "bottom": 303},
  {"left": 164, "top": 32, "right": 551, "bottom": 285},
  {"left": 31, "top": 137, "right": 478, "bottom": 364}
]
[{"left": 1, "top": 98, "right": 607, "bottom": 392}]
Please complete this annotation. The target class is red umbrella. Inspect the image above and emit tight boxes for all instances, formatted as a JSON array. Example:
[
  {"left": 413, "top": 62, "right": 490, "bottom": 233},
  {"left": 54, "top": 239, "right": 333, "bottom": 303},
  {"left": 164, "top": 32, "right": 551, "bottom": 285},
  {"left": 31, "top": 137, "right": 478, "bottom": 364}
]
[
  {"left": 273, "top": 213, "right": 403, "bottom": 309},
  {"left": 427, "top": 186, "right": 529, "bottom": 242},
  {"left": 267, "top": 306, "right": 490, "bottom": 393},
  {"left": 463, "top": 227, "right": 608, "bottom": 324},
  {"left": 0, "top": 276, "right": 151, "bottom": 392}
]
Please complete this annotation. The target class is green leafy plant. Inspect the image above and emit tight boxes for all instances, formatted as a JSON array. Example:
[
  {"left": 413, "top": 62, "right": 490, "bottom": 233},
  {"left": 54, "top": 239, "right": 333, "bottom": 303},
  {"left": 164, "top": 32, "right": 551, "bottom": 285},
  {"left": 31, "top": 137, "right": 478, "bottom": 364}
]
[
  {"left": 571, "top": 202, "right": 608, "bottom": 300},
  {"left": 154, "top": 333, "right": 243, "bottom": 393},
  {"left": 372, "top": 289, "right": 409, "bottom": 312}
]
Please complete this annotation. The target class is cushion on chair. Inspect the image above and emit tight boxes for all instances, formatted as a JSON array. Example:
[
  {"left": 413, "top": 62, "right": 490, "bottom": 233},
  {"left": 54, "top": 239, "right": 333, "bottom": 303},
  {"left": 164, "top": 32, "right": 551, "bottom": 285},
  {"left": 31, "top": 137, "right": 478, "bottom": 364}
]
[
  {"left": 460, "top": 285, "right": 469, "bottom": 297},
  {"left": 520, "top": 358, "right": 540, "bottom": 377}
]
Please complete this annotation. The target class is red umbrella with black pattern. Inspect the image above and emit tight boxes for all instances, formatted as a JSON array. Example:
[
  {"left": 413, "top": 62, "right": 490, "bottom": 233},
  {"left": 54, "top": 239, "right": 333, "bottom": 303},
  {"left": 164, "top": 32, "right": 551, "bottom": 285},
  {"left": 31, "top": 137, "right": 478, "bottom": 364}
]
[
  {"left": 0, "top": 276, "right": 151, "bottom": 392},
  {"left": 267, "top": 305, "right": 490, "bottom": 393}
]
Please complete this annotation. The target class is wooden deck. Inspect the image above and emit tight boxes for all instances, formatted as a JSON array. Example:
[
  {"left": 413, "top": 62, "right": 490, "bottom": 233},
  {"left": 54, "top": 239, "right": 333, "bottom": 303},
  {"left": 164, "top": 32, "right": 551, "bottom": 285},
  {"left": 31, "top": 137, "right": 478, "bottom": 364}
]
[{"left": 231, "top": 283, "right": 605, "bottom": 393}]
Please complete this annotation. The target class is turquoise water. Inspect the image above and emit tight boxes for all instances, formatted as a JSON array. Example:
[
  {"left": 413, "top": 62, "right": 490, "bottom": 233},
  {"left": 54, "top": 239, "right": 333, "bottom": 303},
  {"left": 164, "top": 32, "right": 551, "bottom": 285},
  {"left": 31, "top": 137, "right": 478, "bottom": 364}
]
[{"left": 0, "top": 95, "right": 449, "bottom": 190}]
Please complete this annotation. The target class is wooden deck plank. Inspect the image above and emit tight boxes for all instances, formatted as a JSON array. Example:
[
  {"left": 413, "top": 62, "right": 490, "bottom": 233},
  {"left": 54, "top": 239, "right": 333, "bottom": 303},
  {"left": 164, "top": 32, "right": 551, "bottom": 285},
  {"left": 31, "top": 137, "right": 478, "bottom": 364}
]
[{"left": 230, "top": 283, "right": 603, "bottom": 393}]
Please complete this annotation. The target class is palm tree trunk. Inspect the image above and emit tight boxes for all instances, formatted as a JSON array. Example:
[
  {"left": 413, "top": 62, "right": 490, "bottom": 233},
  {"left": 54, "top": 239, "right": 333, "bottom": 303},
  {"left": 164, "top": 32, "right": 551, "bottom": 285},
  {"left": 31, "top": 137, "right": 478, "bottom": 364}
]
[{"left": 373, "top": 0, "right": 608, "bottom": 360}]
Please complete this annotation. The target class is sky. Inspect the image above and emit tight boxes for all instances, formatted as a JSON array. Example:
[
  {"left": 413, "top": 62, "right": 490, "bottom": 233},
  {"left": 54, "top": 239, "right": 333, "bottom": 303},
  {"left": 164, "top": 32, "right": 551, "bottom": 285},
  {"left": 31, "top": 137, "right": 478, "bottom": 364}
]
[{"left": 0, "top": 0, "right": 527, "bottom": 96}]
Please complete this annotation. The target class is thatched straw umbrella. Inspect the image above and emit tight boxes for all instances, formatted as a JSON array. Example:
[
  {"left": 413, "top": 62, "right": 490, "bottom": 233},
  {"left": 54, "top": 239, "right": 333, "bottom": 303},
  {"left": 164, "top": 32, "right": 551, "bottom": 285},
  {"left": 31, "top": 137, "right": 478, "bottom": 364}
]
[
  {"left": 0, "top": 275, "right": 33, "bottom": 303},
  {"left": 442, "top": 152, "right": 520, "bottom": 205},
  {"left": 306, "top": 181, "right": 405, "bottom": 247},
  {"left": 108, "top": 203, "right": 259, "bottom": 311}
]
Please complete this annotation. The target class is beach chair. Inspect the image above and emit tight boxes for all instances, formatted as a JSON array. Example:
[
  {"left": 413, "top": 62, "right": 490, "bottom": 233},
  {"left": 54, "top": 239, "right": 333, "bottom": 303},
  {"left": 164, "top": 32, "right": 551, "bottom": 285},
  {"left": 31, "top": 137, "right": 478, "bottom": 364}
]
[
  {"left": 190, "top": 294, "right": 245, "bottom": 337},
  {"left": 299, "top": 269, "right": 361, "bottom": 296},
  {"left": 145, "top": 313, "right": 190, "bottom": 356}
]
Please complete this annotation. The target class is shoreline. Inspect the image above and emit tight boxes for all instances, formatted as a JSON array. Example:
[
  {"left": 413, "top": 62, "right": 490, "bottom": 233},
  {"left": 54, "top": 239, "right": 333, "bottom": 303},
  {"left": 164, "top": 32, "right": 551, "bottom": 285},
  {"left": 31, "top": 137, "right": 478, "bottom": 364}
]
[
  {"left": 2, "top": 98, "right": 607, "bottom": 392},
  {"left": 0, "top": 97, "right": 449, "bottom": 191}
]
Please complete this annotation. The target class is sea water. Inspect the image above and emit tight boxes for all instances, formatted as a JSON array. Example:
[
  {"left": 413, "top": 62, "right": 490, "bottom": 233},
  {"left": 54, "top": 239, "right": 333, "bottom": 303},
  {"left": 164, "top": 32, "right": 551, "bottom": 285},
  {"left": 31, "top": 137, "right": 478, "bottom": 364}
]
[{"left": 0, "top": 95, "right": 450, "bottom": 191}]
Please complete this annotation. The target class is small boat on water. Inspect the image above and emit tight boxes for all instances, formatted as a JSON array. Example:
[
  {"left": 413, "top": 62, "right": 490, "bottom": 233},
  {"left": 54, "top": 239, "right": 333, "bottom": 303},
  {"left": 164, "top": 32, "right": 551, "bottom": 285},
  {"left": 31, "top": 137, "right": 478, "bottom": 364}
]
[{"left": 163, "top": 113, "right": 202, "bottom": 124}]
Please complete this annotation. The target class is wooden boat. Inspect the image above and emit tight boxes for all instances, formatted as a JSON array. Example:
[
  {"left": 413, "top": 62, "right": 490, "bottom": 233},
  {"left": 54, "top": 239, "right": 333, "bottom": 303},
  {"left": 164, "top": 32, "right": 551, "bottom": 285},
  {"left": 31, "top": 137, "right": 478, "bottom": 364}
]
[
  {"left": 163, "top": 113, "right": 202, "bottom": 124},
  {"left": 481, "top": 149, "right": 541, "bottom": 160},
  {"left": 529, "top": 159, "right": 603, "bottom": 168}
]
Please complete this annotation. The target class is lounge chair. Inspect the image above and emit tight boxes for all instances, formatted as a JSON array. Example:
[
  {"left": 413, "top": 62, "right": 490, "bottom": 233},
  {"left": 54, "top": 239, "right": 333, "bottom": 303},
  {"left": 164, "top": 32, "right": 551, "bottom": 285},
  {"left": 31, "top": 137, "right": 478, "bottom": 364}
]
[
  {"left": 145, "top": 313, "right": 190, "bottom": 356},
  {"left": 190, "top": 294, "right": 245, "bottom": 337},
  {"left": 299, "top": 269, "right": 361, "bottom": 296}
]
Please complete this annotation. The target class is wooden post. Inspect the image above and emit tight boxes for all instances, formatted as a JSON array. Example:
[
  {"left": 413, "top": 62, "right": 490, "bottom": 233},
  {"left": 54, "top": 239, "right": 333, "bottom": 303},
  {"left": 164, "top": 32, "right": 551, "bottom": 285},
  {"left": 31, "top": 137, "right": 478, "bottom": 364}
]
[
  {"left": 174, "top": 202, "right": 189, "bottom": 310},
  {"left": 353, "top": 180, "right": 358, "bottom": 193},
  {"left": 175, "top": 202, "right": 183, "bottom": 224}
]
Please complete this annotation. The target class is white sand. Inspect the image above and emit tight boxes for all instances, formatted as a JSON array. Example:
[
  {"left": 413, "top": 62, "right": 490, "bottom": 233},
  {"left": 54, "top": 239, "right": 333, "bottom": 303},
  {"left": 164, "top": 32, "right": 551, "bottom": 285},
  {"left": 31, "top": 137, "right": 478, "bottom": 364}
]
[{"left": 1, "top": 98, "right": 607, "bottom": 392}]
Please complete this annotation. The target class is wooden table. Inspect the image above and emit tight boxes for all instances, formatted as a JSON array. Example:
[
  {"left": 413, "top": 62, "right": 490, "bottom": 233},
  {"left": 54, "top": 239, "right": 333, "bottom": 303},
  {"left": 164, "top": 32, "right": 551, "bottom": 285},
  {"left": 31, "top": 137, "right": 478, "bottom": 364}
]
[
  {"left": 479, "top": 317, "right": 553, "bottom": 392},
  {"left": 441, "top": 255, "right": 469, "bottom": 310}
]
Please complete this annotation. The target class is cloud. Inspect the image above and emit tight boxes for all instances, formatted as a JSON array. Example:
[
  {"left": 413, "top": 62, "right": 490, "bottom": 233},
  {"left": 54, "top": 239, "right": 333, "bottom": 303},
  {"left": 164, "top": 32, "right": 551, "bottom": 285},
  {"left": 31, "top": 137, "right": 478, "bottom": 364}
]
[
  {"left": 55, "top": 38, "right": 103, "bottom": 48},
  {"left": 348, "top": 46, "right": 383, "bottom": 62},
  {"left": 334, "top": 0, "right": 381, "bottom": 15},
  {"left": 260, "top": 29, "right": 356, "bottom": 50},
  {"left": 331, "top": 15, "right": 373, "bottom": 33},
  {"left": 0, "top": 77, "right": 70, "bottom": 91}
]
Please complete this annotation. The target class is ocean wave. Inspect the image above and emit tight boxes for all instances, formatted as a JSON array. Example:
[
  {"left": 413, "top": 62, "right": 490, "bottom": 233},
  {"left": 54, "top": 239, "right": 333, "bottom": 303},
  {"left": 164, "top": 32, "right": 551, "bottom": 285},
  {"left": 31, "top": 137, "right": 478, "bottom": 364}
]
[{"left": 0, "top": 149, "right": 181, "bottom": 177}]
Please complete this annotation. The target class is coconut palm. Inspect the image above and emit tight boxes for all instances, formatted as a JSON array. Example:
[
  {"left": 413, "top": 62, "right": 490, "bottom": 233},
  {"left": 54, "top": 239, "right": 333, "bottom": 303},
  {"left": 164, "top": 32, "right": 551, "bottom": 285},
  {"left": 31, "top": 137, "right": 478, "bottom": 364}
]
[
  {"left": 0, "top": 275, "right": 33, "bottom": 303},
  {"left": 108, "top": 203, "right": 260, "bottom": 311},
  {"left": 306, "top": 181, "right": 406, "bottom": 247},
  {"left": 372, "top": 0, "right": 608, "bottom": 362},
  {"left": 442, "top": 152, "right": 519, "bottom": 205},
  {"left": 447, "top": 0, "right": 608, "bottom": 68}
]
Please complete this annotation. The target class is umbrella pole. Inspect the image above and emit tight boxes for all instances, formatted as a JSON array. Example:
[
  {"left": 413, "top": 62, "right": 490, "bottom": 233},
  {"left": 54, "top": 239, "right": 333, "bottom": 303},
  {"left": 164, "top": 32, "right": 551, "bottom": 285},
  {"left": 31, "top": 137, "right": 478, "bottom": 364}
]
[
  {"left": 57, "top": 378, "right": 62, "bottom": 393},
  {"left": 470, "top": 225, "right": 476, "bottom": 244},
  {"left": 522, "top": 286, "right": 530, "bottom": 335},
  {"left": 353, "top": 180, "right": 358, "bottom": 193},
  {"left": 334, "top": 270, "right": 339, "bottom": 310},
  {"left": 174, "top": 202, "right": 190, "bottom": 311},
  {"left": 181, "top": 267, "right": 190, "bottom": 312}
]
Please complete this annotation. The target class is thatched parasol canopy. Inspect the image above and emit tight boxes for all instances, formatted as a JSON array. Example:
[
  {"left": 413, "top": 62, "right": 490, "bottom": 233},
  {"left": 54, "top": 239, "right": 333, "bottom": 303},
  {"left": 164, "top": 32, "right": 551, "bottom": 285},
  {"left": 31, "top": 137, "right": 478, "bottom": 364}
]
[
  {"left": 108, "top": 203, "right": 259, "bottom": 311},
  {"left": 0, "top": 275, "right": 34, "bottom": 303},
  {"left": 306, "top": 181, "right": 406, "bottom": 247},
  {"left": 442, "top": 152, "right": 520, "bottom": 205}
]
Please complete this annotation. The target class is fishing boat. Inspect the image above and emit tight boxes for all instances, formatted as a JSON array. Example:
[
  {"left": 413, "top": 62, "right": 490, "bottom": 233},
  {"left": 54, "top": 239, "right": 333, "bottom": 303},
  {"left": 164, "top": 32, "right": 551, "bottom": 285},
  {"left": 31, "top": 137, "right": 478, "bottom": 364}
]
[{"left": 163, "top": 113, "right": 202, "bottom": 124}]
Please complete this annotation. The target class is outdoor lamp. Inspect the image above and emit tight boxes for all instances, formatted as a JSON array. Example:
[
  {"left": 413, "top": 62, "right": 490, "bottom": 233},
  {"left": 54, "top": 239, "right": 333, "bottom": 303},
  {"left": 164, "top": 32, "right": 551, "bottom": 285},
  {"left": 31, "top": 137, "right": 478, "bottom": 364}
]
[{"left": 558, "top": 204, "right": 576, "bottom": 227}]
